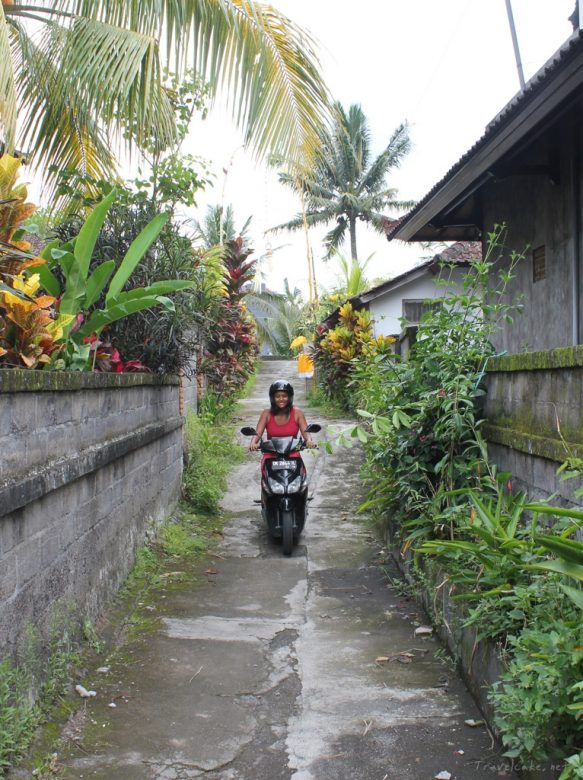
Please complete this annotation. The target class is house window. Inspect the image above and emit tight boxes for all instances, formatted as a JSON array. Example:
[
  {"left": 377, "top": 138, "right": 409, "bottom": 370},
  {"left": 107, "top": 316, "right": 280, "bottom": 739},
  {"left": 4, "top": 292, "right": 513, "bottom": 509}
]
[
  {"left": 402, "top": 299, "right": 440, "bottom": 324},
  {"left": 533, "top": 245, "right": 546, "bottom": 282}
]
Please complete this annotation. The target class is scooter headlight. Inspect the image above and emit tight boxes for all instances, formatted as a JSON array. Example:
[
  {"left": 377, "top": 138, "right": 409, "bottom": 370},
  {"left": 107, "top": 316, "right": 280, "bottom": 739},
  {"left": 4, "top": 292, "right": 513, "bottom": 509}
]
[
  {"left": 287, "top": 475, "right": 304, "bottom": 494},
  {"left": 267, "top": 477, "right": 285, "bottom": 494}
]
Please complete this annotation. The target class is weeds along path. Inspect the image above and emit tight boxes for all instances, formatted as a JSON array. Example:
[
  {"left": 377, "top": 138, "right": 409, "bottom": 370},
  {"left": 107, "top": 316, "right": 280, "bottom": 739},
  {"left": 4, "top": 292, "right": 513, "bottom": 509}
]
[{"left": 45, "top": 359, "right": 515, "bottom": 780}]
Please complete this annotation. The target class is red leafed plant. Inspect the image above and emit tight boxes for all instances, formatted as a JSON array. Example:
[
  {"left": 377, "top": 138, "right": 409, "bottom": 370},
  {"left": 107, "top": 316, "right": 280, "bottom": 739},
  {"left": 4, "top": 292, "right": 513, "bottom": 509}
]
[{"left": 201, "top": 238, "right": 258, "bottom": 396}]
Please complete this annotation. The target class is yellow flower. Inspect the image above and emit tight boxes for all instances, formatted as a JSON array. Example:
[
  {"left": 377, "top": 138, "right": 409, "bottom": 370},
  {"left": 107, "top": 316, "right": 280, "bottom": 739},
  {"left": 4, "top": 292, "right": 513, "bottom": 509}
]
[{"left": 290, "top": 335, "right": 307, "bottom": 350}]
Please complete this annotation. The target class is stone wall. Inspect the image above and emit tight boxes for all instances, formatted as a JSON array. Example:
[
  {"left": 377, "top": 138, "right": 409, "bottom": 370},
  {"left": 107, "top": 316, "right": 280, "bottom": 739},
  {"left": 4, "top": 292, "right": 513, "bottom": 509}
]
[
  {"left": 0, "top": 370, "right": 184, "bottom": 658},
  {"left": 483, "top": 346, "right": 583, "bottom": 506}
]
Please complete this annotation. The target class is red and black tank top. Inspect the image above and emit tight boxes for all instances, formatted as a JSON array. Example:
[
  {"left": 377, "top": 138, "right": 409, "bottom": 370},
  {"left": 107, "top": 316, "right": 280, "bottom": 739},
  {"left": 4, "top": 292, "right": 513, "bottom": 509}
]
[{"left": 266, "top": 406, "right": 299, "bottom": 438}]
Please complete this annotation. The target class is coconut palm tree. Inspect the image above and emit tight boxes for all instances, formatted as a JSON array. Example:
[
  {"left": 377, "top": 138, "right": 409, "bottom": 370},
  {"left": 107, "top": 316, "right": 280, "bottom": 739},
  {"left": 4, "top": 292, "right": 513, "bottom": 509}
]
[
  {"left": 246, "top": 279, "right": 305, "bottom": 355},
  {"left": 0, "top": 1, "right": 331, "bottom": 195},
  {"left": 192, "top": 204, "right": 252, "bottom": 248},
  {"left": 271, "top": 102, "right": 413, "bottom": 261}
]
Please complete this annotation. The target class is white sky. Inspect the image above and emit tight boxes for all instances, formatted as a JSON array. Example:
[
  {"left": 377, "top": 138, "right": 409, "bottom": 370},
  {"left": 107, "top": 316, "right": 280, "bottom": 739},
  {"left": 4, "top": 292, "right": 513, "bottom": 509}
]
[
  {"left": 26, "top": 0, "right": 576, "bottom": 298},
  {"left": 183, "top": 0, "right": 575, "bottom": 297}
]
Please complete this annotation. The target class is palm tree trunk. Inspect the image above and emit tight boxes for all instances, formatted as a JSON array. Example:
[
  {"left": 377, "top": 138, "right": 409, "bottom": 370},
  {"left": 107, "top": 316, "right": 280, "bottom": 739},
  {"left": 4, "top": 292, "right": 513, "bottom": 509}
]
[{"left": 349, "top": 217, "right": 358, "bottom": 261}]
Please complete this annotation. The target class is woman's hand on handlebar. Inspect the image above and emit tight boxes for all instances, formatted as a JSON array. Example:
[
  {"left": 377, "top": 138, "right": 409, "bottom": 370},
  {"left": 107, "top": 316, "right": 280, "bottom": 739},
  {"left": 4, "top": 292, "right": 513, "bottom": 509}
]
[
  {"left": 304, "top": 438, "right": 317, "bottom": 449},
  {"left": 249, "top": 437, "right": 260, "bottom": 452}
]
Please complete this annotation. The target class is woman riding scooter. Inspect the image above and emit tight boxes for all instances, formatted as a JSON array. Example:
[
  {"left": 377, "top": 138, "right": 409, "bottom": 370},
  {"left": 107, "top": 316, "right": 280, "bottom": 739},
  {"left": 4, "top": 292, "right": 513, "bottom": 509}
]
[
  {"left": 248, "top": 380, "right": 317, "bottom": 455},
  {"left": 243, "top": 380, "right": 319, "bottom": 555}
]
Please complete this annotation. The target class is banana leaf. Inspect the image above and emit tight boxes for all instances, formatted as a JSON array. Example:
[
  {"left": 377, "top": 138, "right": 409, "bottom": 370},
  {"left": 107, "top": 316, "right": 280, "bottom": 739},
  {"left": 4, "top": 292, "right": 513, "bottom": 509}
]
[
  {"left": 84, "top": 261, "right": 116, "bottom": 308},
  {"left": 76, "top": 295, "right": 173, "bottom": 339},
  {"left": 106, "top": 212, "right": 169, "bottom": 303}
]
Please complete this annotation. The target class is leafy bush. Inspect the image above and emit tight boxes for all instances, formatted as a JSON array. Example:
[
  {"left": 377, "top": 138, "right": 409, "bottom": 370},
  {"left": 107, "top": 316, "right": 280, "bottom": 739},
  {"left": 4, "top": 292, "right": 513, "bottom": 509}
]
[
  {"left": 182, "top": 412, "right": 246, "bottom": 514},
  {"left": 348, "top": 225, "right": 523, "bottom": 540},
  {"left": 51, "top": 186, "right": 202, "bottom": 375},
  {"left": 490, "top": 621, "right": 583, "bottom": 763},
  {"left": 314, "top": 301, "right": 396, "bottom": 411},
  {"left": 200, "top": 237, "right": 259, "bottom": 396}
]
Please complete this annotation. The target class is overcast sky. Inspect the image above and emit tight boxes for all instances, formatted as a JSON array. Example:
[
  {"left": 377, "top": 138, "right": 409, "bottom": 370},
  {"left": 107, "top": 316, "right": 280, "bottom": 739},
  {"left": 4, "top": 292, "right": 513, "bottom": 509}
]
[{"left": 184, "top": 0, "right": 576, "bottom": 297}]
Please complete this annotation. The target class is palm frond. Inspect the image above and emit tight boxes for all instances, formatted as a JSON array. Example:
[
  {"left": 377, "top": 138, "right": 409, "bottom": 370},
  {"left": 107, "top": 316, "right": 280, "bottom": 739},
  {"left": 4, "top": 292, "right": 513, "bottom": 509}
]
[
  {"left": 0, "top": 8, "right": 17, "bottom": 152},
  {"left": 2, "top": 0, "right": 332, "bottom": 193},
  {"left": 323, "top": 220, "right": 348, "bottom": 258},
  {"left": 361, "top": 122, "right": 411, "bottom": 191},
  {"left": 14, "top": 25, "right": 118, "bottom": 201}
]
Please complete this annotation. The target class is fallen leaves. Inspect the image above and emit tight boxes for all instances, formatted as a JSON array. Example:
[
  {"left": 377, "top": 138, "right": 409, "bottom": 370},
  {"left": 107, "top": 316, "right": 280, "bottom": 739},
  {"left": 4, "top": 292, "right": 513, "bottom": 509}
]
[{"left": 375, "top": 648, "right": 428, "bottom": 665}]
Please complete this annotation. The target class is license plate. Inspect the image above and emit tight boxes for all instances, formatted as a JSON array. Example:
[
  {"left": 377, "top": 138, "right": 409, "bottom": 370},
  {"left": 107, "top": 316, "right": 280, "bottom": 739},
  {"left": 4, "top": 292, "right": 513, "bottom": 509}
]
[{"left": 271, "top": 460, "right": 290, "bottom": 470}]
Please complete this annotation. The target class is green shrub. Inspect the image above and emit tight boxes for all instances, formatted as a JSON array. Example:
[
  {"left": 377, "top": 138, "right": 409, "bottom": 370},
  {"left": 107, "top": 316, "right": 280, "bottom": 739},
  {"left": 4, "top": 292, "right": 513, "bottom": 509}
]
[{"left": 182, "top": 412, "right": 245, "bottom": 514}]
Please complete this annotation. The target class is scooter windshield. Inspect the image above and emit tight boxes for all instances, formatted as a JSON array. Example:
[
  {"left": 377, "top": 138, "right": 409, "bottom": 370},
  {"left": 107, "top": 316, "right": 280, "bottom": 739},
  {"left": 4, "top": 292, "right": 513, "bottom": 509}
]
[{"left": 268, "top": 436, "right": 301, "bottom": 456}]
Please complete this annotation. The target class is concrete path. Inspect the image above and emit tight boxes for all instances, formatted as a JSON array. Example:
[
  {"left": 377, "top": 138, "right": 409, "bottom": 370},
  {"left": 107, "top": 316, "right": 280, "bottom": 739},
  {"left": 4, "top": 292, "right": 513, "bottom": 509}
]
[{"left": 45, "top": 360, "right": 515, "bottom": 780}]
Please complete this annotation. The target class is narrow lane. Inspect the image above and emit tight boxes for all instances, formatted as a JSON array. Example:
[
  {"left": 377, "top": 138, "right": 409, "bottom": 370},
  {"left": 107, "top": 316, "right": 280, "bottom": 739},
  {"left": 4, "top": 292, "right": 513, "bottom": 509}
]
[{"left": 48, "top": 360, "right": 515, "bottom": 780}]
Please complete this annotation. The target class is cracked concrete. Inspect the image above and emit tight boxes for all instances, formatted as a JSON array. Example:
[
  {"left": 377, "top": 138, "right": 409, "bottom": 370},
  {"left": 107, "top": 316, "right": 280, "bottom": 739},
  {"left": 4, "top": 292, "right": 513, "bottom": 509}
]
[{"left": 38, "top": 360, "right": 517, "bottom": 780}]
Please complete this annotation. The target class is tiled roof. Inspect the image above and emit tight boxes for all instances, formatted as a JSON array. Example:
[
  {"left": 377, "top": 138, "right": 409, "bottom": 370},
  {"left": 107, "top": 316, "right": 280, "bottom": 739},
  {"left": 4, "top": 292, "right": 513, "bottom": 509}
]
[
  {"left": 436, "top": 241, "right": 481, "bottom": 263},
  {"left": 387, "top": 29, "right": 583, "bottom": 240}
]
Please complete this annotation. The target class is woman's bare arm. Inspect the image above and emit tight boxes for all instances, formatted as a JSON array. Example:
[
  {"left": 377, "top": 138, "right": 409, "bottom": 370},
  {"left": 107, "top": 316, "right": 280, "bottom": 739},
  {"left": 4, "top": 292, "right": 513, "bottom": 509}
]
[
  {"left": 249, "top": 409, "right": 269, "bottom": 450},
  {"left": 295, "top": 408, "right": 316, "bottom": 448}
]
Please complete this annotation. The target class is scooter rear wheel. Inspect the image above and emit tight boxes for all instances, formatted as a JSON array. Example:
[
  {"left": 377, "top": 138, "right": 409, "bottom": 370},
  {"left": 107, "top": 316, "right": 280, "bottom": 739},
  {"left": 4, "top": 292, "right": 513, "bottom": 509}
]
[{"left": 282, "top": 510, "right": 294, "bottom": 556}]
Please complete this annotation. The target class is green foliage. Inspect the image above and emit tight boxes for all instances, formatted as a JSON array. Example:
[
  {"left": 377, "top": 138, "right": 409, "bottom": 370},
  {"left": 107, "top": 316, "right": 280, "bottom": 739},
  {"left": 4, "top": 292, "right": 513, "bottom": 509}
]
[
  {"left": 183, "top": 412, "right": 246, "bottom": 514},
  {"left": 0, "top": 609, "right": 80, "bottom": 777},
  {"left": 157, "top": 514, "right": 212, "bottom": 558},
  {"left": 323, "top": 225, "right": 583, "bottom": 766},
  {"left": 1, "top": 1, "right": 331, "bottom": 201},
  {"left": 490, "top": 621, "right": 583, "bottom": 763},
  {"left": 314, "top": 301, "right": 397, "bottom": 411},
  {"left": 50, "top": 182, "right": 213, "bottom": 375},
  {"left": 40, "top": 189, "right": 193, "bottom": 371},
  {"left": 200, "top": 237, "right": 259, "bottom": 396},
  {"left": 344, "top": 225, "right": 523, "bottom": 537},
  {"left": 246, "top": 279, "right": 308, "bottom": 356},
  {"left": 561, "top": 751, "right": 583, "bottom": 779},
  {"left": 0, "top": 660, "right": 36, "bottom": 774}
]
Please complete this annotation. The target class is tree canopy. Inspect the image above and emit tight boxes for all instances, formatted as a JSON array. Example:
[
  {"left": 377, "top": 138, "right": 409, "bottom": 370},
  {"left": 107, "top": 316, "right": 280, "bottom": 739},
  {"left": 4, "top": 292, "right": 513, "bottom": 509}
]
[
  {"left": 0, "top": 0, "right": 331, "bottom": 195},
  {"left": 271, "top": 102, "right": 413, "bottom": 260}
]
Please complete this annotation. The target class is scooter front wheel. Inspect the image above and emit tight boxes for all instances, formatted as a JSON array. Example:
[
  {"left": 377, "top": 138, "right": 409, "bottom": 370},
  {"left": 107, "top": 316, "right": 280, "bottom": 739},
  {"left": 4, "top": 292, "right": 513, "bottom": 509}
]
[{"left": 282, "top": 510, "right": 294, "bottom": 556}]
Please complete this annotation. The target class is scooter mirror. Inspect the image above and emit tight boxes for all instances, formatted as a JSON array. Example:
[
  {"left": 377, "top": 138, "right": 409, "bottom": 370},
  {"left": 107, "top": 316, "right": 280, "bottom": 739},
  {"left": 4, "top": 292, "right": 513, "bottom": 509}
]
[
  {"left": 305, "top": 423, "right": 321, "bottom": 434},
  {"left": 240, "top": 426, "right": 258, "bottom": 436}
]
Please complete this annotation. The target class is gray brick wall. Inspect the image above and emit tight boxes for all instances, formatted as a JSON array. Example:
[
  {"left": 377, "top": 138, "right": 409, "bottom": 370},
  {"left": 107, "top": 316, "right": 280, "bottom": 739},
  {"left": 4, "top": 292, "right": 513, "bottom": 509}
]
[{"left": 0, "top": 371, "right": 184, "bottom": 658}]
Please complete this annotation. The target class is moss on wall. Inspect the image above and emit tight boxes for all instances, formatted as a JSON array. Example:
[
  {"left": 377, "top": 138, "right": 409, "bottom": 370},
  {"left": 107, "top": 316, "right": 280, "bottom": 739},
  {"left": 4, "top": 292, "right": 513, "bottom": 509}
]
[
  {"left": 482, "top": 422, "right": 581, "bottom": 463},
  {"left": 488, "top": 345, "right": 583, "bottom": 372},
  {"left": 0, "top": 370, "right": 179, "bottom": 393}
]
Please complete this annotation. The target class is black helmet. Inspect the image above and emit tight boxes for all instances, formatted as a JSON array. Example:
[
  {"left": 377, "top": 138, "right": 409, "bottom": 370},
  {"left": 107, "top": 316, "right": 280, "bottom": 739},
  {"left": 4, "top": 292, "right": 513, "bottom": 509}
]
[
  {"left": 269, "top": 380, "right": 294, "bottom": 400},
  {"left": 269, "top": 380, "right": 294, "bottom": 411}
]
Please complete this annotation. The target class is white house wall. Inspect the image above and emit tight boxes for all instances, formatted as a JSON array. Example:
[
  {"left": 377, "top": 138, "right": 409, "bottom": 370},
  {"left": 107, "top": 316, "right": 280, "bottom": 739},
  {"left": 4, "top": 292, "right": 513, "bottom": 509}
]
[{"left": 368, "top": 267, "right": 467, "bottom": 337}]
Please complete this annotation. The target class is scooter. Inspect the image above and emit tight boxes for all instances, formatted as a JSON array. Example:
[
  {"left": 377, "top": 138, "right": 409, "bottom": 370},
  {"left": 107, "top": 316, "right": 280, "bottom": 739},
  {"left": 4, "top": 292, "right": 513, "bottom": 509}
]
[{"left": 241, "top": 424, "right": 321, "bottom": 556}]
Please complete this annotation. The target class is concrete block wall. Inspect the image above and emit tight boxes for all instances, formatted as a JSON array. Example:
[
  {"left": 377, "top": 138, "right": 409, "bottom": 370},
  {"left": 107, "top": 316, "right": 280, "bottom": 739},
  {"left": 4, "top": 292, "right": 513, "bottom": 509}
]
[
  {"left": 483, "top": 346, "right": 583, "bottom": 507},
  {"left": 0, "top": 370, "right": 184, "bottom": 658}
]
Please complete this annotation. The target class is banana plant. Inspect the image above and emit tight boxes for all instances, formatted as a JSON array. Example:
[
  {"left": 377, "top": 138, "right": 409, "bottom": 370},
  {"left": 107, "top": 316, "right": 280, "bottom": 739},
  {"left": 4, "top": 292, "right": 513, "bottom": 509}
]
[{"left": 35, "top": 188, "right": 193, "bottom": 344}]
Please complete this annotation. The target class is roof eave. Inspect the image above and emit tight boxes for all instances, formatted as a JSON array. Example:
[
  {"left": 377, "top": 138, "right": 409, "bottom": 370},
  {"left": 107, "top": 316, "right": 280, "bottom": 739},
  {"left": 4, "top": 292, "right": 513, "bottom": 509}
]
[{"left": 390, "top": 33, "right": 583, "bottom": 243}]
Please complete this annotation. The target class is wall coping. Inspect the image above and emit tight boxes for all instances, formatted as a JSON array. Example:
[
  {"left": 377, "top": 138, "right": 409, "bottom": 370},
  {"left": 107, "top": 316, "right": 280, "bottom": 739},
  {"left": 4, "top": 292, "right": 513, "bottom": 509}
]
[
  {"left": 482, "top": 422, "right": 579, "bottom": 464},
  {"left": 0, "top": 416, "right": 184, "bottom": 518},
  {"left": 0, "top": 369, "right": 180, "bottom": 393},
  {"left": 487, "top": 345, "right": 583, "bottom": 372}
]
